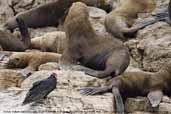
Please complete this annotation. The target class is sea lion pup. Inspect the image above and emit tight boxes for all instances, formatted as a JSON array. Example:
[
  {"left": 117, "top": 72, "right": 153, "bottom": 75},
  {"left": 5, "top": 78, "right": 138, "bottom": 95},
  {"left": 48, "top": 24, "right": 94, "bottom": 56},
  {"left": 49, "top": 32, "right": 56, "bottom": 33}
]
[
  {"left": 23, "top": 72, "right": 57, "bottom": 105},
  {"left": 104, "top": 0, "right": 156, "bottom": 40},
  {"left": 0, "top": 17, "right": 30, "bottom": 51},
  {"left": 31, "top": 31, "right": 66, "bottom": 54},
  {"left": 80, "top": 63, "right": 171, "bottom": 112},
  {"left": 7, "top": 52, "right": 61, "bottom": 76},
  {"left": 4, "top": 0, "right": 113, "bottom": 31},
  {"left": 61, "top": 2, "right": 130, "bottom": 79}
]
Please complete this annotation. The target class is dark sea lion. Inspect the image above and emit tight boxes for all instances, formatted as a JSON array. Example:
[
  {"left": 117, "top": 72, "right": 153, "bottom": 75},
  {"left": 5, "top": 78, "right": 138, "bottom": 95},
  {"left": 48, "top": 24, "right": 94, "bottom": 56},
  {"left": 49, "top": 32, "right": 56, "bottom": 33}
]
[
  {"left": 4, "top": 0, "right": 75, "bottom": 31},
  {"left": 0, "top": 17, "right": 30, "bottom": 51},
  {"left": 61, "top": 2, "right": 130, "bottom": 79},
  {"left": 169, "top": 0, "right": 171, "bottom": 20},
  {"left": 4, "top": 0, "right": 113, "bottom": 31}
]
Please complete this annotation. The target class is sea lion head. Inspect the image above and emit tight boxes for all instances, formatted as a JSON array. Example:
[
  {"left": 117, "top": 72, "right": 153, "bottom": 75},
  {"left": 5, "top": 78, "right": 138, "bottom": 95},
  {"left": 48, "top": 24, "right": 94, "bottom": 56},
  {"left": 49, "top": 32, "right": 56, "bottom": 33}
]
[
  {"left": 66, "top": 2, "right": 89, "bottom": 20},
  {"left": 7, "top": 53, "right": 27, "bottom": 68}
]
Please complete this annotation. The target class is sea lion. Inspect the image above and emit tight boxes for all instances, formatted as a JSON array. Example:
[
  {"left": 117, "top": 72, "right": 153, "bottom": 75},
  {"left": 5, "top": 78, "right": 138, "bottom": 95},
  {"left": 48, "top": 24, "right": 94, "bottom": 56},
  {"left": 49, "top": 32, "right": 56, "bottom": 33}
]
[
  {"left": 169, "top": 0, "right": 171, "bottom": 20},
  {"left": 0, "top": 17, "right": 30, "bottom": 51},
  {"left": 104, "top": 0, "right": 156, "bottom": 40},
  {"left": 4, "top": 0, "right": 75, "bottom": 31},
  {"left": 80, "top": 63, "right": 171, "bottom": 113},
  {"left": 23, "top": 72, "right": 57, "bottom": 105},
  {"left": 7, "top": 51, "right": 61, "bottom": 76},
  {"left": 31, "top": 31, "right": 66, "bottom": 54},
  {"left": 61, "top": 2, "right": 130, "bottom": 79},
  {"left": 4, "top": 0, "right": 113, "bottom": 31}
]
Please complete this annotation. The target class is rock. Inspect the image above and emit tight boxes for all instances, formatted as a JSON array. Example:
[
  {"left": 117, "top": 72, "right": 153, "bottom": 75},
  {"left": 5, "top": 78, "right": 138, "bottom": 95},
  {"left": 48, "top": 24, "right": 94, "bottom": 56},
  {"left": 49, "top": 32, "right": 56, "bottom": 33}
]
[
  {"left": 132, "top": 112, "right": 157, "bottom": 114},
  {"left": 38, "top": 62, "right": 60, "bottom": 71},
  {"left": 0, "top": 69, "right": 24, "bottom": 90},
  {"left": 88, "top": 6, "right": 107, "bottom": 34},
  {"left": 21, "top": 70, "right": 106, "bottom": 89},
  {"left": 159, "top": 103, "right": 171, "bottom": 114},
  {"left": 162, "top": 96, "right": 171, "bottom": 104},
  {"left": 125, "top": 97, "right": 154, "bottom": 113},
  {"left": 137, "top": 22, "right": 171, "bottom": 72},
  {"left": 5, "top": 70, "right": 114, "bottom": 113},
  {"left": 0, "top": 0, "right": 13, "bottom": 25}
]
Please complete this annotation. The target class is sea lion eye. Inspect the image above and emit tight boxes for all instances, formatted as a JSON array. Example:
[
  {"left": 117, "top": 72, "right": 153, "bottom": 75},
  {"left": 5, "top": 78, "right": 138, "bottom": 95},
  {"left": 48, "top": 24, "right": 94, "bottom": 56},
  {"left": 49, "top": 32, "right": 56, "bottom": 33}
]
[{"left": 15, "top": 58, "right": 20, "bottom": 61}]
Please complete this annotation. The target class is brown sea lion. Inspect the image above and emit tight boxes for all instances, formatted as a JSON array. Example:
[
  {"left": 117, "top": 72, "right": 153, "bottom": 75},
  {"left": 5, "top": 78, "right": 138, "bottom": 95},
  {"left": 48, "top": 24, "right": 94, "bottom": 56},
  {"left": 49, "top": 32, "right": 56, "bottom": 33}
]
[
  {"left": 104, "top": 0, "right": 156, "bottom": 40},
  {"left": 31, "top": 31, "right": 66, "bottom": 54},
  {"left": 7, "top": 52, "right": 61, "bottom": 77},
  {"left": 0, "top": 18, "right": 30, "bottom": 51},
  {"left": 4, "top": 0, "right": 113, "bottom": 31},
  {"left": 61, "top": 2, "right": 130, "bottom": 79},
  {"left": 80, "top": 63, "right": 171, "bottom": 113}
]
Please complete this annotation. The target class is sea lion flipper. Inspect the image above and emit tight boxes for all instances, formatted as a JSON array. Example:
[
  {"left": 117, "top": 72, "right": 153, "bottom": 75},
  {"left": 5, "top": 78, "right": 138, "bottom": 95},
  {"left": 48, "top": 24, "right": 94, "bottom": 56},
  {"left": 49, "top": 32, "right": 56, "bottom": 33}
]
[
  {"left": 112, "top": 87, "right": 125, "bottom": 114},
  {"left": 84, "top": 69, "right": 98, "bottom": 77},
  {"left": 16, "top": 17, "right": 31, "bottom": 47},
  {"left": 18, "top": 68, "right": 33, "bottom": 78},
  {"left": 79, "top": 86, "right": 109, "bottom": 95},
  {"left": 122, "top": 18, "right": 158, "bottom": 34},
  {"left": 147, "top": 90, "right": 163, "bottom": 108}
]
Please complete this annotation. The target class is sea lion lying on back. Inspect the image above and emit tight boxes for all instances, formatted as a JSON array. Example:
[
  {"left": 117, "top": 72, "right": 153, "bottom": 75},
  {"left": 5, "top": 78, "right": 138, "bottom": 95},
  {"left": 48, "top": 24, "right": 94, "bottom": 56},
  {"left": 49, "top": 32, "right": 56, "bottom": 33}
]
[
  {"left": 4, "top": 0, "right": 113, "bottom": 31},
  {"left": 0, "top": 18, "right": 30, "bottom": 51},
  {"left": 7, "top": 51, "right": 61, "bottom": 76},
  {"left": 61, "top": 2, "right": 130, "bottom": 79},
  {"left": 80, "top": 63, "right": 171, "bottom": 113},
  {"left": 31, "top": 31, "right": 66, "bottom": 54},
  {"left": 104, "top": 0, "right": 156, "bottom": 40}
]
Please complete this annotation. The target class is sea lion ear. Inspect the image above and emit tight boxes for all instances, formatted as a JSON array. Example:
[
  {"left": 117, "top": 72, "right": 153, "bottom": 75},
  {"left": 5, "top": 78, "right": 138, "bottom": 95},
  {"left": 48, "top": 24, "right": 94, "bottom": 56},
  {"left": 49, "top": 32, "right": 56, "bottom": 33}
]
[{"left": 147, "top": 90, "right": 163, "bottom": 108}]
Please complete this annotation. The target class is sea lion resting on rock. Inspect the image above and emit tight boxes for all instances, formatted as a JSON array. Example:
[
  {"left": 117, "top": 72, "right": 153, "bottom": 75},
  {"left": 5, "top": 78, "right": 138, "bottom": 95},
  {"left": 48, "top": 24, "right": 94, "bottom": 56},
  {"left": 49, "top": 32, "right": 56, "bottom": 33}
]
[
  {"left": 61, "top": 2, "right": 130, "bottom": 79},
  {"left": 104, "top": 0, "right": 156, "bottom": 40},
  {"left": 7, "top": 52, "right": 61, "bottom": 76},
  {"left": 4, "top": 0, "right": 75, "bottom": 31},
  {"left": 0, "top": 17, "right": 30, "bottom": 51},
  {"left": 31, "top": 31, "right": 66, "bottom": 54},
  {"left": 4, "top": 0, "right": 113, "bottom": 31},
  {"left": 80, "top": 63, "right": 171, "bottom": 112}
]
